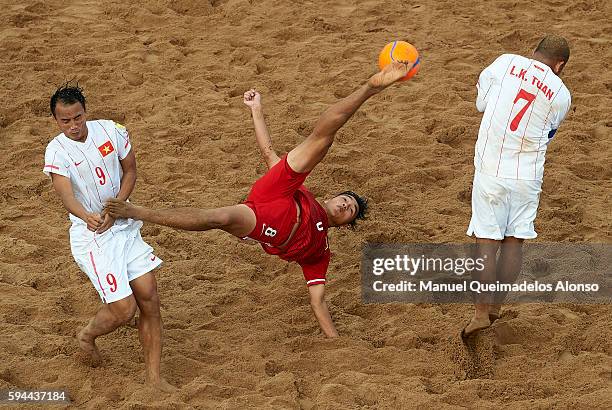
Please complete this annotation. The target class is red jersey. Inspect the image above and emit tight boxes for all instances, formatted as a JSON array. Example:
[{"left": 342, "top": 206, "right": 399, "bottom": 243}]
[{"left": 244, "top": 156, "right": 330, "bottom": 286}]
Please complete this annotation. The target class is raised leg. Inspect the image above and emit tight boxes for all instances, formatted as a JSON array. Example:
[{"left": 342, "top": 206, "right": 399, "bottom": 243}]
[
  {"left": 287, "top": 61, "right": 413, "bottom": 174},
  {"left": 105, "top": 202, "right": 256, "bottom": 238}
]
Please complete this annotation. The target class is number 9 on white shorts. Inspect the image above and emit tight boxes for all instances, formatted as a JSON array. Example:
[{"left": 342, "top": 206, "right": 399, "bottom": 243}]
[{"left": 74, "top": 230, "right": 162, "bottom": 304}]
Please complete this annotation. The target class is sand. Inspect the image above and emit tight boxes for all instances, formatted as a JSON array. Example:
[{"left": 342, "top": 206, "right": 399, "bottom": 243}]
[{"left": 1, "top": 0, "right": 611, "bottom": 408}]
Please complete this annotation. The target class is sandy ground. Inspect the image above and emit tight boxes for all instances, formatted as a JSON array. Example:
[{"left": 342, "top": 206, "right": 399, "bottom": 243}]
[{"left": 1, "top": 0, "right": 611, "bottom": 408}]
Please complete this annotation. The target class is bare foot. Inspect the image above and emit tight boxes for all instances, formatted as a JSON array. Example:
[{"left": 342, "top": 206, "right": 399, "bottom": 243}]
[
  {"left": 368, "top": 60, "right": 415, "bottom": 89},
  {"left": 489, "top": 305, "right": 501, "bottom": 323},
  {"left": 104, "top": 197, "right": 138, "bottom": 219},
  {"left": 146, "top": 378, "right": 177, "bottom": 393},
  {"left": 461, "top": 316, "right": 491, "bottom": 339},
  {"left": 77, "top": 327, "right": 103, "bottom": 366}
]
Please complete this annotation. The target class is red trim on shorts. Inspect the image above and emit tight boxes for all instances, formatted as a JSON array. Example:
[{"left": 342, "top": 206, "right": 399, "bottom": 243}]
[
  {"left": 44, "top": 164, "right": 60, "bottom": 170},
  {"left": 243, "top": 202, "right": 258, "bottom": 238},
  {"left": 89, "top": 251, "right": 106, "bottom": 297}
]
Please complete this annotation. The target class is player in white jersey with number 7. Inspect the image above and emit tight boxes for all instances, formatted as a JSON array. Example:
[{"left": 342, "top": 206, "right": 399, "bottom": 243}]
[
  {"left": 463, "top": 36, "right": 572, "bottom": 337},
  {"left": 43, "top": 84, "right": 173, "bottom": 391}
]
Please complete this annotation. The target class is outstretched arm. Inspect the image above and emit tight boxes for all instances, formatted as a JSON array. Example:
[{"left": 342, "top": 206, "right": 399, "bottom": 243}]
[
  {"left": 287, "top": 60, "right": 414, "bottom": 174},
  {"left": 244, "top": 89, "right": 280, "bottom": 169},
  {"left": 308, "top": 284, "right": 338, "bottom": 338}
]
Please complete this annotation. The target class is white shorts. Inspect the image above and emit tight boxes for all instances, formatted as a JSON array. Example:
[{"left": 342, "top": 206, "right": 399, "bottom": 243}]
[
  {"left": 467, "top": 171, "right": 542, "bottom": 240},
  {"left": 73, "top": 228, "right": 162, "bottom": 303}
]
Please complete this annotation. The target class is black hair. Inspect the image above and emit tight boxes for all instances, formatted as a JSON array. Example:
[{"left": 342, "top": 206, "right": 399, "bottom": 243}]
[
  {"left": 339, "top": 190, "right": 368, "bottom": 228},
  {"left": 50, "top": 82, "right": 86, "bottom": 117},
  {"left": 535, "top": 35, "right": 570, "bottom": 63}
]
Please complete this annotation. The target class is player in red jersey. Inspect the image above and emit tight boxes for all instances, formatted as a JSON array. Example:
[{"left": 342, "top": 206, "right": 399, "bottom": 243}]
[{"left": 104, "top": 60, "right": 413, "bottom": 337}]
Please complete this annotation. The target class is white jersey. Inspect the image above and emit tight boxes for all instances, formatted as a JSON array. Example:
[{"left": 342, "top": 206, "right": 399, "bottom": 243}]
[
  {"left": 43, "top": 120, "right": 140, "bottom": 254},
  {"left": 474, "top": 54, "right": 571, "bottom": 181}
]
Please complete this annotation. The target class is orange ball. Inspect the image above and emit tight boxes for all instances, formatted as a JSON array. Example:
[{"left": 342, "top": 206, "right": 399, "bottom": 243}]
[{"left": 378, "top": 41, "right": 420, "bottom": 81}]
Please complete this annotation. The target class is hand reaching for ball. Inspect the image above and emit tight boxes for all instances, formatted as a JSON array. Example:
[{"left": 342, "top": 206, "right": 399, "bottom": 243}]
[{"left": 243, "top": 89, "right": 262, "bottom": 109}]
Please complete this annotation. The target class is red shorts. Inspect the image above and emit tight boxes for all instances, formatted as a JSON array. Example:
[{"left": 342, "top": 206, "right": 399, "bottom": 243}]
[{"left": 244, "top": 157, "right": 307, "bottom": 248}]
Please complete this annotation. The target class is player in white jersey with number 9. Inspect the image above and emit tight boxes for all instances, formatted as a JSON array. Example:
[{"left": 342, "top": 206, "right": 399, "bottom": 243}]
[
  {"left": 43, "top": 83, "right": 173, "bottom": 391},
  {"left": 463, "top": 36, "right": 572, "bottom": 337}
]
